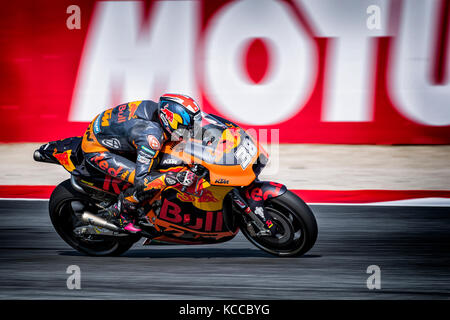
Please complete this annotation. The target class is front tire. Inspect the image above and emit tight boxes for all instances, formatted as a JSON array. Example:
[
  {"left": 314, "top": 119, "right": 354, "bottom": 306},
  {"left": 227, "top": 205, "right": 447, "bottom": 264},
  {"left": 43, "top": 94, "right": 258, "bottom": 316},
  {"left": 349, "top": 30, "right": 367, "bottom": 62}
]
[
  {"left": 240, "top": 190, "right": 318, "bottom": 257},
  {"left": 49, "top": 179, "right": 140, "bottom": 256}
]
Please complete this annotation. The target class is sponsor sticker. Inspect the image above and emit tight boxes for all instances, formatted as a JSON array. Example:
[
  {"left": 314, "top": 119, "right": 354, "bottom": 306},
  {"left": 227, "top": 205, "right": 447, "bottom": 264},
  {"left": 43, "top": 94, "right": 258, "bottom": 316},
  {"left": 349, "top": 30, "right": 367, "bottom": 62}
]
[
  {"left": 121, "top": 170, "right": 130, "bottom": 180},
  {"left": 93, "top": 116, "right": 101, "bottom": 134},
  {"left": 215, "top": 178, "right": 229, "bottom": 184},
  {"left": 137, "top": 151, "right": 151, "bottom": 164},
  {"left": 101, "top": 138, "right": 121, "bottom": 149},
  {"left": 127, "top": 101, "right": 141, "bottom": 120},
  {"left": 162, "top": 158, "right": 180, "bottom": 165},
  {"left": 147, "top": 135, "right": 161, "bottom": 150},
  {"left": 141, "top": 145, "right": 156, "bottom": 156},
  {"left": 160, "top": 104, "right": 174, "bottom": 124},
  {"left": 53, "top": 149, "right": 76, "bottom": 172},
  {"left": 101, "top": 109, "right": 112, "bottom": 127}
]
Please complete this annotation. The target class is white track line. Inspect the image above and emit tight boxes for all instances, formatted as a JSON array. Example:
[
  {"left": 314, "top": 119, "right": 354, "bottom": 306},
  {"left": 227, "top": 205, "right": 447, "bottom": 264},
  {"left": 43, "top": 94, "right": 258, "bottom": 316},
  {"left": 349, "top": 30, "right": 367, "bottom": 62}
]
[
  {"left": 1, "top": 197, "right": 450, "bottom": 206},
  {"left": 310, "top": 197, "right": 450, "bottom": 207},
  {"left": 0, "top": 198, "right": 49, "bottom": 201}
]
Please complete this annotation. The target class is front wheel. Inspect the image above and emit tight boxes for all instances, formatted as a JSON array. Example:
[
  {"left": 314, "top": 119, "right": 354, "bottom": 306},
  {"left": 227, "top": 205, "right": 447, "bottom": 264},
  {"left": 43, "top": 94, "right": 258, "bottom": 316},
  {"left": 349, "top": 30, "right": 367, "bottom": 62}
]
[
  {"left": 49, "top": 179, "right": 140, "bottom": 256},
  {"left": 240, "top": 190, "right": 318, "bottom": 257}
]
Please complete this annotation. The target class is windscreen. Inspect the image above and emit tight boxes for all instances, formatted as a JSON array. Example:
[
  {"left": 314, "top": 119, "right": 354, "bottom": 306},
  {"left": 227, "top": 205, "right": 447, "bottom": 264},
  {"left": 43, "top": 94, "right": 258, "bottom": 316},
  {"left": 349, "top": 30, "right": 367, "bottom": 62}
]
[{"left": 175, "top": 113, "right": 258, "bottom": 168}]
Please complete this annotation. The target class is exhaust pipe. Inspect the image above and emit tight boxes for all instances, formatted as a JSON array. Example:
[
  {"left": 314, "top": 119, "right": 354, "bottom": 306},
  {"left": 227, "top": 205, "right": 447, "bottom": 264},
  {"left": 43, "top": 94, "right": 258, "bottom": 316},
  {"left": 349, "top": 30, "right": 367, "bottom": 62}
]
[{"left": 81, "top": 212, "right": 119, "bottom": 232}]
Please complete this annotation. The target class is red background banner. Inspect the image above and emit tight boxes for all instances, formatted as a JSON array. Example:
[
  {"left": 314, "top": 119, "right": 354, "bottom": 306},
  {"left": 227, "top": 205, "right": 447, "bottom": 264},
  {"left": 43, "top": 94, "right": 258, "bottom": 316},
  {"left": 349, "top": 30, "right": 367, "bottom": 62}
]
[{"left": 0, "top": 0, "right": 449, "bottom": 144}]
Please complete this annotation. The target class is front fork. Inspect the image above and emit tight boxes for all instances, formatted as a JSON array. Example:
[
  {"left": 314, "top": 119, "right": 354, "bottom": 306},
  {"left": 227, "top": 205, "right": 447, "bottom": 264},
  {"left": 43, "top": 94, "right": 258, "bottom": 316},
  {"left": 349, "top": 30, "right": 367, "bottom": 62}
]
[
  {"left": 231, "top": 181, "right": 287, "bottom": 237},
  {"left": 230, "top": 189, "right": 271, "bottom": 236}
]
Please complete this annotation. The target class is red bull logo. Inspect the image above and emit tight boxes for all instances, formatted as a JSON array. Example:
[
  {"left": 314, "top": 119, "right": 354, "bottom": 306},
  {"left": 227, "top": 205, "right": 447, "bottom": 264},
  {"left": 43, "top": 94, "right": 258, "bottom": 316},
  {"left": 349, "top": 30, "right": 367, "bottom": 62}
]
[
  {"left": 143, "top": 176, "right": 165, "bottom": 192},
  {"left": 53, "top": 149, "right": 76, "bottom": 172},
  {"left": 176, "top": 189, "right": 218, "bottom": 203},
  {"left": 199, "top": 189, "right": 219, "bottom": 203},
  {"left": 176, "top": 193, "right": 196, "bottom": 202},
  {"left": 214, "top": 127, "right": 242, "bottom": 162},
  {"left": 127, "top": 101, "right": 141, "bottom": 120},
  {"left": 159, "top": 199, "right": 225, "bottom": 233},
  {"left": 161, "top": 105, "right": 174, "bottom": 123}
]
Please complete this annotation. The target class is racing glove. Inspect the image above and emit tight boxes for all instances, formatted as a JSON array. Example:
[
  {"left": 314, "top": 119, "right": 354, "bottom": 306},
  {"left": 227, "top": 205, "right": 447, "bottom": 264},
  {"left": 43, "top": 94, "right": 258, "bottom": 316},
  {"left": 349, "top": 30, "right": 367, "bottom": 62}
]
[
  {"left": 175, "top": 170, "right": 197, "bottom": 186},
  {"left": 165, "top": 168, "right": 197, "bottom": 187}
]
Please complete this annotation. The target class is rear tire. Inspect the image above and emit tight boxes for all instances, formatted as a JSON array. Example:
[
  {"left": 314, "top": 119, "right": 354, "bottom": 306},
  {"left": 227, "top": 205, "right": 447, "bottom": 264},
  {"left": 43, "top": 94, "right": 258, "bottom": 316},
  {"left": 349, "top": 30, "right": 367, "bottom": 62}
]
[
  {"left": 240, "top": 190, "right": 318, "bottom": 257},
  {"left": 49, "top": 179, "right": 140, "bottom": 256}
]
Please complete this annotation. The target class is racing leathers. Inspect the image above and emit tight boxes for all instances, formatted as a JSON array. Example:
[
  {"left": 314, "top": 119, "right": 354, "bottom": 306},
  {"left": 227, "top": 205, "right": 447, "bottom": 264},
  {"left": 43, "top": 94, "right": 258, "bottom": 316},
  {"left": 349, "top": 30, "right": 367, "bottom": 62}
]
[{"left": 81, "top": 100, "right": 195, "bottom": 232}]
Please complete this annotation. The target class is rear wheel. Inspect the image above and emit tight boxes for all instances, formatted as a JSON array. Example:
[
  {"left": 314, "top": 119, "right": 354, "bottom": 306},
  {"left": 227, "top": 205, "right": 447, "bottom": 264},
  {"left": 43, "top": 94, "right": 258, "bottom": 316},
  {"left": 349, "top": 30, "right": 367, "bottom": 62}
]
[
  {"left": 240, "top": 190, "right": 318, "bottom": 257},
  {"left": 49, "top": 179, "right": 140, "bottom": 256}
]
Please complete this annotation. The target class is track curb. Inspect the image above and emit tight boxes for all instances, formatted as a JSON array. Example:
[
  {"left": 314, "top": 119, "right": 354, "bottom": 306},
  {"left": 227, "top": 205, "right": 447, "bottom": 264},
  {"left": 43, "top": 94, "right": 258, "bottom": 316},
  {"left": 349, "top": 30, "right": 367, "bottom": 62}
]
[{"left": 1, "top": 185, "right": 449, "bottom": 206}]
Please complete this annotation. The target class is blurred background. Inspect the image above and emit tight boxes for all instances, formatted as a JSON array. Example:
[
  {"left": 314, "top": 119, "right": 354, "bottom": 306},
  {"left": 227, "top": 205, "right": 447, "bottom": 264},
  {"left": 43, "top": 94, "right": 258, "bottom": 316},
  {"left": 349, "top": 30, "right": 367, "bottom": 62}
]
[
  {"left": 0, "top": 0, "right": 449, "bottom": 143},
  {"left": 0, "top": 0, "right": 449, "bottom": 190}
]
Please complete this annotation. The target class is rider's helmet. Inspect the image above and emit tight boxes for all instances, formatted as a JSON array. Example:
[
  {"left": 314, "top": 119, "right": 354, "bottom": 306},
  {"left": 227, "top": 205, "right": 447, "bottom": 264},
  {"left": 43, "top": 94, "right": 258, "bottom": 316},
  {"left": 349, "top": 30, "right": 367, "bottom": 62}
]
[{"left": 158, "top": 94, "right": 202, "bottom": 141}]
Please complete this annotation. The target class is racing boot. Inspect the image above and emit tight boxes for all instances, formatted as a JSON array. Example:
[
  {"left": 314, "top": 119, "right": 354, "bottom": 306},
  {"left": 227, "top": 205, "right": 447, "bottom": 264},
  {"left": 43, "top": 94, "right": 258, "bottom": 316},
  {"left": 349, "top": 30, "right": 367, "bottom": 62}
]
[
  {"left": 106, "top": 193, "right": 142, "bottom": 233},
  {"left": 118, "top": 212, "right": 142, "bottom": 233}
]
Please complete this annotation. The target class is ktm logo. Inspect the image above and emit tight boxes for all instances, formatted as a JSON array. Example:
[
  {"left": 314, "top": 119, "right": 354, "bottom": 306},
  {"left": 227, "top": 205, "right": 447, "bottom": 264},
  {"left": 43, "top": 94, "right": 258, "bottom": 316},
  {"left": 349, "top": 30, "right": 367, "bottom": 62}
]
[{"left": 215, "top": 178, "right": 229, "bottom": 184}]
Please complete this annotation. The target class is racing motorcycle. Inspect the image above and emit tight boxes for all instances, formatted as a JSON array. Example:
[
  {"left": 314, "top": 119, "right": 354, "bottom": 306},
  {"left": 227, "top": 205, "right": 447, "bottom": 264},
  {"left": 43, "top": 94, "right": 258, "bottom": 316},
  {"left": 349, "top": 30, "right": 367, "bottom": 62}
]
[{"left": 33, "top": 113, "right": 317, "bottom": 257}]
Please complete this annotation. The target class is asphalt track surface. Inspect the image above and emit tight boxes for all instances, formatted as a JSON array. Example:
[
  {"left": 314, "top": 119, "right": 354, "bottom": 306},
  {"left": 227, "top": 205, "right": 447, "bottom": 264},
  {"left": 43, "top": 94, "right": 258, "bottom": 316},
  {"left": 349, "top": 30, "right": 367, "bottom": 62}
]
[{"left": 0, "top": 200, "right": 449, "bottom": 300}]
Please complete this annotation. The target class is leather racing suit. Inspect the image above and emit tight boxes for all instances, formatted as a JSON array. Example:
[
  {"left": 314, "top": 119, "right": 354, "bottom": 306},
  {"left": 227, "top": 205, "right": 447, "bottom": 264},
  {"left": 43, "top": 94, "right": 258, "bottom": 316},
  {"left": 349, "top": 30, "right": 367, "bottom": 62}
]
[{"left": 81, "top": 100, "right": 189, "bottom": 219}]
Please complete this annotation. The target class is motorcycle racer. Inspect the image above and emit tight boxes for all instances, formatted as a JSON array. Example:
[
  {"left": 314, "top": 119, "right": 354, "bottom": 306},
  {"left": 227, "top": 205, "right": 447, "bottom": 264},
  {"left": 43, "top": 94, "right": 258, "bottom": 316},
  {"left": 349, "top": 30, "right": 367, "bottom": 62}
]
[{"left": 81, "top": 94, "right": 202, "bottom": 233}]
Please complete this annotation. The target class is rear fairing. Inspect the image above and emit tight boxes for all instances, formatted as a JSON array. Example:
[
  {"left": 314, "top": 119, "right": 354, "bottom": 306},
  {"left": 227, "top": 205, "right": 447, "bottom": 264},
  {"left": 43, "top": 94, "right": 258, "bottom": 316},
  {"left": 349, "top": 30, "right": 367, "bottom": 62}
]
[{"left": 34, "top": 137, "right": 83, "bottom": 172}]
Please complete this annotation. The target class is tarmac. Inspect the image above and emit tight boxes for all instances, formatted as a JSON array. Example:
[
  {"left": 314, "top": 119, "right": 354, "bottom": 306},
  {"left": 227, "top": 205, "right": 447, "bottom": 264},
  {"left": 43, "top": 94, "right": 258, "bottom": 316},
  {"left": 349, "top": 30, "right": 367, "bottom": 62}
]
[{"left": 0, "top": 200, "right": 449, "bottom": 299}]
